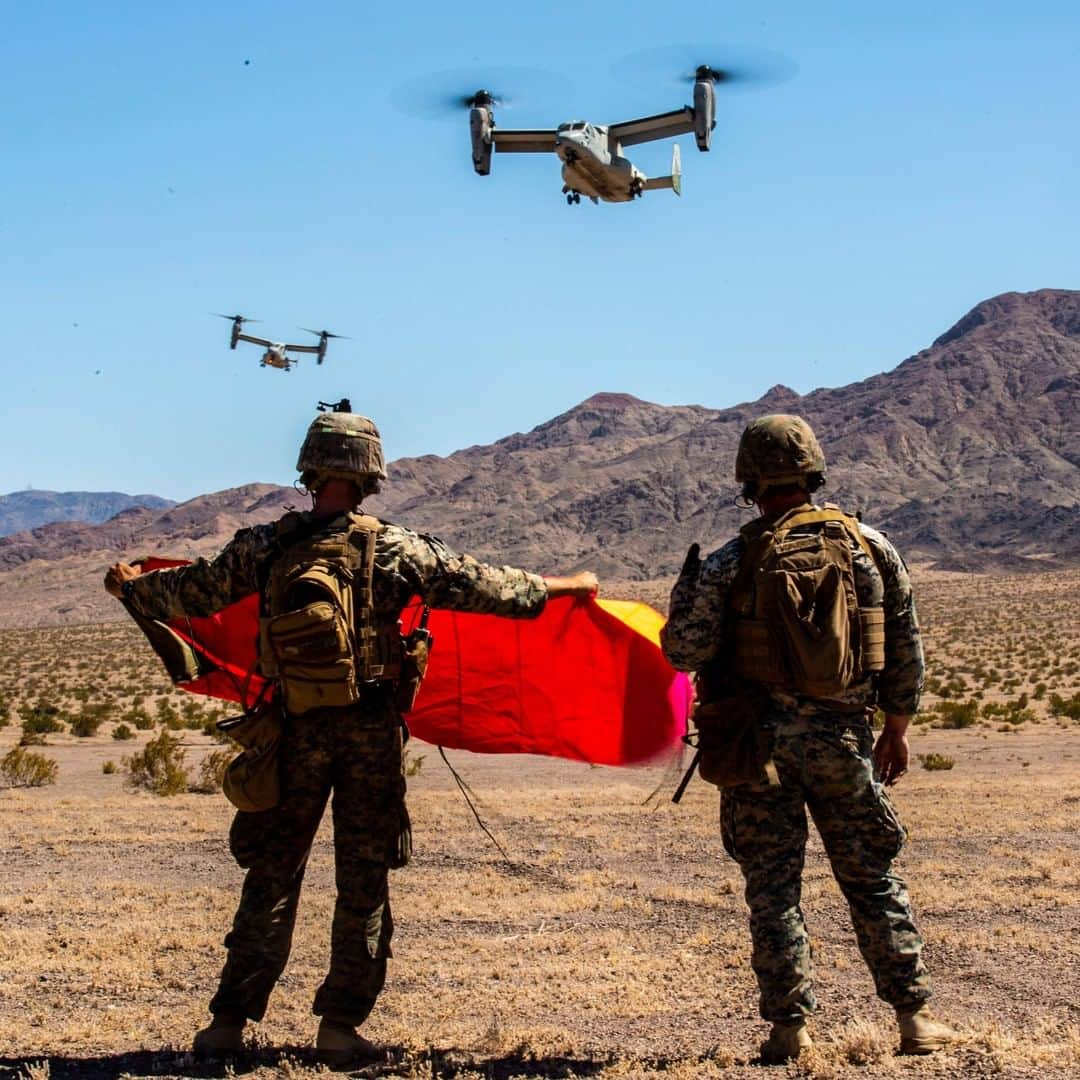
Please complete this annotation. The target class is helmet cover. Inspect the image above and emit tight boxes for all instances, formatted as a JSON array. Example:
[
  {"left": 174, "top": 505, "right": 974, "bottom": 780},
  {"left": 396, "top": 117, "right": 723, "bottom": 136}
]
[
  {"left": 735, "top": 414, "right": 826, "bottom": 490},
  {"left": 296, "top": 410, "right": 387, "bottom": 484}
]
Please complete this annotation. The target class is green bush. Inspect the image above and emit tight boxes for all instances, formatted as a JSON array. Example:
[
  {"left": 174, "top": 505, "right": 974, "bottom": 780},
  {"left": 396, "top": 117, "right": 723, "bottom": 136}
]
[
  {"left": 69, "top": 706, "right": 108, "bottom": 738},
  {"left": 123, "top": 731, "right": 189, "bottom": 796},
  {"left": 1, "top": 746, "right": 59, "bottom": 787},
  {"left": 933, "top": 700, "right": 979, "bottom": 729},
  {"left": 102, "top": 760, "right": 117, "bottom": 775},
  {"left": 1049, "top": 692, "right": 1080, "bottom": 720},
  {"left": 112, "top": 723, "right": 135, "bottom": 741},
  {"left": 918, "top": 752, "right": 955, "bottom": 771},
  {"left": 124, "top": 709, "right": 155, "bottom": 731},
  {"left": 20, "top": 703, "right": 65, "bottom": 737},
  {"left": 189, "top": 749, "right": 233, "bottom": 794},
  {"left": 157, "top": 701, "right": 184, "bottom": 730}
]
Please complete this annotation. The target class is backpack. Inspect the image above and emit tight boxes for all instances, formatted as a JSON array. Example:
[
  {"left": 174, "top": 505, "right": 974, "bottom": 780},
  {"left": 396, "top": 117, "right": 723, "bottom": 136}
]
[
  {"left": 258, "top": 512, "right": 401, "bottom": 715},
  {"left": 727, "top": 505, "right": 886, "bottom": 699}
]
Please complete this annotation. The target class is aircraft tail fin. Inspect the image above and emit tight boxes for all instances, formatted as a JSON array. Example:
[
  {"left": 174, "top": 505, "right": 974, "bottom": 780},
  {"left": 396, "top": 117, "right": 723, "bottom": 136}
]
[{"left": 642, "top": 144, "right": 682, "bottom": 197}]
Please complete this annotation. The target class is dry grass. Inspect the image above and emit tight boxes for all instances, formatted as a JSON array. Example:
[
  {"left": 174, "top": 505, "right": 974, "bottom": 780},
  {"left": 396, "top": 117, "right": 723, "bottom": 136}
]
[{"left": 0, "top": 569, "right": 1078, "bottom": 1078}]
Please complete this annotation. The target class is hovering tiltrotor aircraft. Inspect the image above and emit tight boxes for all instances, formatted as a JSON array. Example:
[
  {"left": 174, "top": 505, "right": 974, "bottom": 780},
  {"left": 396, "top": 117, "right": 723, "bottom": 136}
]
[
  {"left": 464, "top": 65, "right": 728, "bottom": 205},
  {"left": 214, "top": 315, "right": 347, "bottom": 370}
]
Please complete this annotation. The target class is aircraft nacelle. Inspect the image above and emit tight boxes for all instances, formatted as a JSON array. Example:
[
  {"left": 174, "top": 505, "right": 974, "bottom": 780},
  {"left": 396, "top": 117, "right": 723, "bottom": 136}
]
[
  {"left": 470, "top": 105, "right": 493, "bottom": 175},
  {"left": 693, "top": 78, "right": 715, "bottom": 151}
]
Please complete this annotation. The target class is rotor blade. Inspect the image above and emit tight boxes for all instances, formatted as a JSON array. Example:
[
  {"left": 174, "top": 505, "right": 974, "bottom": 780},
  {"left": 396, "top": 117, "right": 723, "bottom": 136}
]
[
  {"left": 212, "top": 313, "right": 260, "bottom": 323},
  {"left": 300, "top": 328, "right": 351, "bottom": 340},
  {"left": 391, "top": 66, "right": 572, "bottom": 119},
  {"left": 611, "top": 44, "right": 797, "bottom": 93}
]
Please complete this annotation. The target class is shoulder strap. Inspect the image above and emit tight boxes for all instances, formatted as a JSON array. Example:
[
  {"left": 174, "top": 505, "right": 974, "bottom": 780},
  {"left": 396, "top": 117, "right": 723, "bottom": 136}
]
[{"left": 771, "top": 505, "right": 877, "bottom": 564}]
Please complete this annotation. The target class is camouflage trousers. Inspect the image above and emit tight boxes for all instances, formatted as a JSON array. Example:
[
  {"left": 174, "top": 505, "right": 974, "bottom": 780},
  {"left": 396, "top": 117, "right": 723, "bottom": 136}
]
[
  {"left": 210, "top": 689, "right": 411, "bottom": 1027},
  {"left": 720, "top": 716, "right": 930, "bottom": 1023}
]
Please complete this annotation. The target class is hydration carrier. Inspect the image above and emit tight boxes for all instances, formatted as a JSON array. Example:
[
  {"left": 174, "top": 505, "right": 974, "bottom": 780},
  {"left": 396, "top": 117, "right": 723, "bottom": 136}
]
[
  {"left": 728, "top": 505, "right": 886, "bottom": 698},
  {"left": 258, "top": 513, "right": 400, "bottom": 715}
]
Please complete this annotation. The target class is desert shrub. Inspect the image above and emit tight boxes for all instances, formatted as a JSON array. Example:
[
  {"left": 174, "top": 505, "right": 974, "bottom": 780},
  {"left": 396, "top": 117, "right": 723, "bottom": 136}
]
[
  {"left": 982, "top": 699, "right": 1036, "bottom": 725},
  {"left": 20, "top": 702, "right": 65, "bottom": 737},
  {"left": 1049, "top": 692, "right": 1080, "bottom": 720},
  {"left": 918, "top": 752, "right": 955, "bottom": 771},
  {"left": 933, "top": 700, "right": 978, "bottom": 729},
  {"left": 124, "top": 708, "right": 155, "bottom": 731},
  {"left": 189, "top": 749, "right": 233, "bottom": 794},
  {"left": 1, "top": 746, "right": 58, "bottom": 788},
  {"left": 69, "top": 706, "right": 108, "bottom": 738},
  {"left": 124, "top": 731, "right": 189, "bottom": 796},
  {"left": 157, "top": 701, "right": 184, "bottom": 730},
  {"left": 112, "top": 723, "right": 135, "bottom": 741},
  {"left": 405, "top": 749, "right": 426, "bottom": 777},
  {"left": 102, "top": 760, "right": 117, "bottom": 775}
]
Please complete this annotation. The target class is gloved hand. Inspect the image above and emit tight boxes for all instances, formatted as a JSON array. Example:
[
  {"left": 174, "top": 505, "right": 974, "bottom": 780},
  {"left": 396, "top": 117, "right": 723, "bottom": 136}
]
[
  {"left": 668, "top": 543, "right": 702, "bottom": 619},
  {"left": 680, "top": 543, "right": 701, "bottom": 578}
]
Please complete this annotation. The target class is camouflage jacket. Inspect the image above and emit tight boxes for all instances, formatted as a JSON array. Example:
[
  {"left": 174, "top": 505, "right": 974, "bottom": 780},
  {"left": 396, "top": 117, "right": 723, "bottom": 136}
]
[
  {"left": 660, "top": 509, "right": 924, "bottom": 719},
  {"left": 124, "top": 514, "right": 549, "bottom": 628}
]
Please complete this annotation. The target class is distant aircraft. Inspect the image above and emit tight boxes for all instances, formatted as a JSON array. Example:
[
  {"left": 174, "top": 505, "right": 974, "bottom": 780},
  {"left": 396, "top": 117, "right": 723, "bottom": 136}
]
[{"left": 214, "top": 314, "right": 348, "bottom": 371}]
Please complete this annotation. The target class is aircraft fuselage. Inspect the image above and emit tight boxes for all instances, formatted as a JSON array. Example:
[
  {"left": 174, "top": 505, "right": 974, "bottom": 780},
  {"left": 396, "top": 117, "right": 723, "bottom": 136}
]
[{"left": 555, "top": 122, "right": 643, "bottom": 203}]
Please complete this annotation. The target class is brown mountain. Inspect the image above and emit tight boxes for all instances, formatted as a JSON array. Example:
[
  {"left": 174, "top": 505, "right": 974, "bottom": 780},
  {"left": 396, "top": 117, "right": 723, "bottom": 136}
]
[
  {"left": 1, "top": 289, "right": 1077, "bottom": 627},
  {"left": 0, "top": 490, "right": 175, "bottom": 537}
]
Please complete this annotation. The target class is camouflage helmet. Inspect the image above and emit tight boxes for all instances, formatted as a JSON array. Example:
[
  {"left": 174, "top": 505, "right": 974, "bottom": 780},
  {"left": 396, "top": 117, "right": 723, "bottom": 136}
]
[
  {"left": 296, "top": 410, "right": 387, "bottom": 488},
  {"left": 735, "top": 414, "right": 826, "bottom": 493}
]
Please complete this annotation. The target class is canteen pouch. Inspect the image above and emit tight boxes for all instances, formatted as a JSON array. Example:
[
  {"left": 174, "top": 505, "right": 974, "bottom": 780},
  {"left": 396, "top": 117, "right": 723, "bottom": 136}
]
[
  {"left": 218, "top": 702, "right": 284, "bottom": 812},
  {"left": 694, "top": 695, "right": 775, "bottom": 788}
]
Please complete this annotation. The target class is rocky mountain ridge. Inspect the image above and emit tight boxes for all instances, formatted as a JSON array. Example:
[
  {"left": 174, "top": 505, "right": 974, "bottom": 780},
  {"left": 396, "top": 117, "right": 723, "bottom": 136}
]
[
  {"left": 0, "top": 490, "right": 175, "bottom": 537},
  {"left": 1, "top": 288, "right": 1077, "bottom": 627}
]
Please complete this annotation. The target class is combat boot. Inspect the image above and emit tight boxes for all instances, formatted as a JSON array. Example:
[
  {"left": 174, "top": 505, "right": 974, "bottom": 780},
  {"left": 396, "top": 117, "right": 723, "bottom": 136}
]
[
  {"left": 897, "top": 1005, "right": 957, "bottom": 1054},
  {"left": 760, "top": 1020, "right": 812, "bottom": 1064},
  {"left": 192, "top": 1012, "right": 246, "bottom": 1055},
  {"left": 316, "top": 1019, "right": 387, "bottom": 1069}
]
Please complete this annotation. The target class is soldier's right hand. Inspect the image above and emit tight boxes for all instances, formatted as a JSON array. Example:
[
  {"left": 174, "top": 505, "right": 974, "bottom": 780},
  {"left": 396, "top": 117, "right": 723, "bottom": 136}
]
[
  {"left": 104, "top": 561, "right": 142, "bottom": 598},
  {"left": 545, "top": 571, "right": 600, "bottom": 600}
]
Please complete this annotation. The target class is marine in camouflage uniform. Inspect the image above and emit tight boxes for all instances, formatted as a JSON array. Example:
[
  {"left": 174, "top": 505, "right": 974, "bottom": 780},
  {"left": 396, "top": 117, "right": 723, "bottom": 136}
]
[
  {"left": 106, "top": 405, "right": 597, "bottom": 1062},
  {"left": 661, "top": 415, "right": 953, "bottom": 1061}
]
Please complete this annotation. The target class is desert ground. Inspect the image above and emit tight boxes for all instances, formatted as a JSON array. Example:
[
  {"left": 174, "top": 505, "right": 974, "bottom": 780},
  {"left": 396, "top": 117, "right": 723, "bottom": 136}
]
[{"left": 1, "top": 569, "right": 1078, "bottom": 1079}]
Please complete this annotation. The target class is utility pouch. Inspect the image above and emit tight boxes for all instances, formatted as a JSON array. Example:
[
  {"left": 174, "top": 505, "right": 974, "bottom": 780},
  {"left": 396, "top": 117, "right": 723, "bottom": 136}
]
[
  {"left": 265, "top": 599, "right": 360, "bottom": 714},
  {"left": 693, "top": 695, "right": 775, "bottom": 788},
  {"left": 860, "top": 607, "right": 886, "bottom": 672},
  {"left": 396, "top": 606, "right": 433, "bottom": 715},
  {"left": 217, "top": 701, "right": 284, "bottom": 812}
]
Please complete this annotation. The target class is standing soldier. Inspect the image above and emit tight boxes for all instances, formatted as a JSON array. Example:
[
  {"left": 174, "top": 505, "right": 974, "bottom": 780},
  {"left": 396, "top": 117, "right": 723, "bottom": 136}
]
[
  {"left": 661, "top": 414, "right": 956, "bottom": 1064},
  {"left": 104, "top": 404, "right": 598, "bottom": 1065}
]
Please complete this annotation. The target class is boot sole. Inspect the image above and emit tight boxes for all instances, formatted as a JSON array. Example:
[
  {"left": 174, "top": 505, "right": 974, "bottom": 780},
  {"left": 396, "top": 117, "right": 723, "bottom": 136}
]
[{"left": 899, "top": 1036, "right": 951, "bottom": 1055}]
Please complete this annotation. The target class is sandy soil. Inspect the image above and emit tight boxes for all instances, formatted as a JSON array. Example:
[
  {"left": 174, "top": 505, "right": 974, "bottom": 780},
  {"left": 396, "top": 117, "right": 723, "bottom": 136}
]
[
  {"left": 1, "top": 724, "right": 1078, "bottom": 1079},
  {"left": 1, "top": 569, "right": 1078, "bottom": 1078}
]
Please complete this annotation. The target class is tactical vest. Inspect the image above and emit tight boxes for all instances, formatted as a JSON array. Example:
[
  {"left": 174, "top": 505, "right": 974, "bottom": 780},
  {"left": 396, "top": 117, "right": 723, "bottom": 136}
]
[
  {"left": 728, "top": 505, "right": 886, "bottom": 699},
  {"left": 258, "top": 512, "right": 401, "bottom": 715}
]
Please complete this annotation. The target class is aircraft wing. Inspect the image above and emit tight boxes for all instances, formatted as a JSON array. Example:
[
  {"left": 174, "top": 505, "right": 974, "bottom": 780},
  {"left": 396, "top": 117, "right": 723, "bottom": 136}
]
[
  {"left": 608, "top": 107, "right": 695, "bottom": 147},
  {"left": 283, "top": 343, "right": 321, "bottom": 354},
  {"left": 237, "top": 332, "right": 274, "bottom": 348},
  {"left": 492, "top": 129, "right": 558, "bottom": 154}
]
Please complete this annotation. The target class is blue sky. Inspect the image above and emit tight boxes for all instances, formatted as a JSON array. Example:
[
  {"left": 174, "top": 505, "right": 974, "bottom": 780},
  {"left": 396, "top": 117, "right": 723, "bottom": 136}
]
[{"left": 2, "top": 2, "right": 1077, "bottom": 499}]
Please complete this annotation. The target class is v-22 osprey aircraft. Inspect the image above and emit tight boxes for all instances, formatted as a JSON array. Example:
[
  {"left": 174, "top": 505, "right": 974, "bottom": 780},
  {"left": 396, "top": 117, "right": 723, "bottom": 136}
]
[
  {"left": 214, "top": 315, "right": 348, "bottom": 371},
  {"left": 466, "top": 65, "right": 725, "bottom": 204}
]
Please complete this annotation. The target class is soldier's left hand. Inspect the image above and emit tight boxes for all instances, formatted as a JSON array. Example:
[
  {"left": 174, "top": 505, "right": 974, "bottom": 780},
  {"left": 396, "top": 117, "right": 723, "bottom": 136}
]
[{"left": 104, "top": 561, "right": 142, "bottom": 598}]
